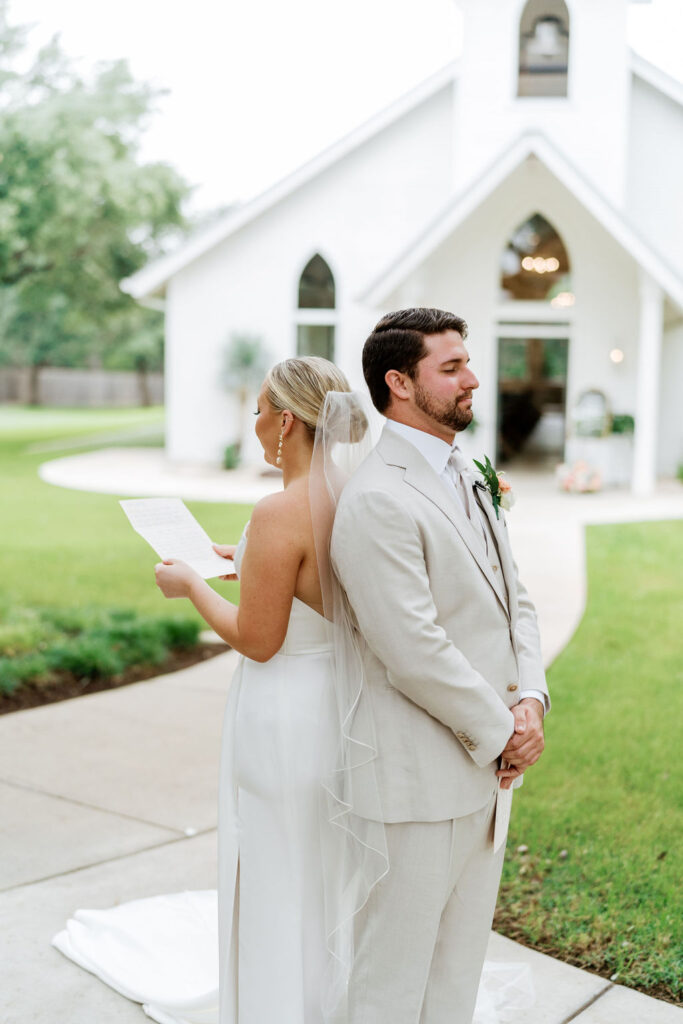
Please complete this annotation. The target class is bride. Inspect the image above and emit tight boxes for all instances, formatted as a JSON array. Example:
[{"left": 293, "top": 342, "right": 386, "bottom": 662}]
[{"left": 53, "top": 357, "right": 533, "bottom": 1024}]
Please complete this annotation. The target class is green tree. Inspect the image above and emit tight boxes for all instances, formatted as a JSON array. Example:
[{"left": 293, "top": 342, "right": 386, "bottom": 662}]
[{"left": 0, "top": 3, "right": 189, "bottom": 401}]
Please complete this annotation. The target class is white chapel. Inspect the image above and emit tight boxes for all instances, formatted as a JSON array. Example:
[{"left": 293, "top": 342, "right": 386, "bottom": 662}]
[{"left": 124, "top": 0, "right": 683, "bottom": 494}]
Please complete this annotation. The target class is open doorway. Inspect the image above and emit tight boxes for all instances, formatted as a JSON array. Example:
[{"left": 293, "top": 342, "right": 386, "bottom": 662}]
[{"left": 496, "top": 334, "right": 568, "bottom": 466}]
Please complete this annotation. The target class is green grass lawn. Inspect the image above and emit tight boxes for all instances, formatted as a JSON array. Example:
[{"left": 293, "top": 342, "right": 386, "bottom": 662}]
[
  {"left": 497, "top": 519, "right": 683, "bottom": 1003},
  {"left": 0, "top": 407, "right": 250, "bottom": 626}
]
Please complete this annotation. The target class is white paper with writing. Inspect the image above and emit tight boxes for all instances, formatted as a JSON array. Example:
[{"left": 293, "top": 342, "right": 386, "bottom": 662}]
[{"left": 120, "top": 498, "right": 234, "bottom": 580}]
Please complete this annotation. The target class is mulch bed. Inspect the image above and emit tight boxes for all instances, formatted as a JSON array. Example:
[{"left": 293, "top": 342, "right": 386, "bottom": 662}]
[{"left": 0, "top": 643, "right": 230, "bottom": 716}]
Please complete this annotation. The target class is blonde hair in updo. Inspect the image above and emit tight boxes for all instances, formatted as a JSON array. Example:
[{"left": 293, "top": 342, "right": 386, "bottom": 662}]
[{"left": 264, "top": 357, "right": 355, "bottom": 437}]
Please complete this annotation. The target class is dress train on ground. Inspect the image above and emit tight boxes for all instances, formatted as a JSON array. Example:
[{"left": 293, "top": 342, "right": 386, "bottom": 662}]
[{"left": 53, "top": 888, "right": 535, "bottom": 1024}]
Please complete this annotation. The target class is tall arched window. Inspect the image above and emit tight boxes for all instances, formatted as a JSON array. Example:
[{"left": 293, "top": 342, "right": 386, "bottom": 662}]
[
  {"left": 296, "top": 254, "right": 336, "bottom": 361},
  {"left": 499, "top": 212, "right": 572, "bottom": 303},
  {"left": 518, "top": 0, "right": 570, "bottom": 98}
]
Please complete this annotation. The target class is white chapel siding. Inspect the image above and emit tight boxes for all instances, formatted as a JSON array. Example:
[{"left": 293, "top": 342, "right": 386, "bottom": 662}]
[
  {"left": 378, "top": 156, "right": 644, "bottom": 468},
  {"left": 164, "top": 84, "right": 454, "bottom": 463},
  {"left": 626, "top": 77, "right": 683, "bottom": 277},
  {"left": 658, "top": 323, "right": 683, "bottom": 477}
]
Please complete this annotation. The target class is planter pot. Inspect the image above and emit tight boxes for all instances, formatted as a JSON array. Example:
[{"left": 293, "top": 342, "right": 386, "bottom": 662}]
[{"left": 564, "top": 435, "right": 633, "bottom": 487}]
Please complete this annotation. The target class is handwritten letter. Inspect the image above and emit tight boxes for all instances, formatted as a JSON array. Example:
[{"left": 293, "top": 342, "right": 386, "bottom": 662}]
[{"left": 120, "top": 498, "right": 233, "bottom": 580}]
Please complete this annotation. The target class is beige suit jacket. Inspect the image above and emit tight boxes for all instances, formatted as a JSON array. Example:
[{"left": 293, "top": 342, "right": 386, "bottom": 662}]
[{"left": 330, "top": 425, "right": 549, "bottom": 822}]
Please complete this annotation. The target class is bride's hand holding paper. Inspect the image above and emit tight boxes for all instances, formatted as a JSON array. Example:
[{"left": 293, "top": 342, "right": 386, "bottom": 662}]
[
  {"left": 119, "top": 498, "right": 236, "bottom": 580},
  {"left": 212, "top": 543, "right": 239, "bottom": 581},
  {"left": 154, "top": 544, "right": 240, "bottom": 595},
  {"left": 154, "top": 558, "right": 201, "bottom": 599}
]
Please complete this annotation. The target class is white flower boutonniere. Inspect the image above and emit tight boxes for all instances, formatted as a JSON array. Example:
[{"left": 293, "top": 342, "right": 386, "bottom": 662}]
[{"left": 473, "top": 455, "right": 515, "bottom": 519}]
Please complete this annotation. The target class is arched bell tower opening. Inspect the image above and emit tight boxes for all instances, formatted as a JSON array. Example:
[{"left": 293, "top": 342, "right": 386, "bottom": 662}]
[
  {"left": 496, "top": 213, "right": 573, "bottom": 465},
  {"left": 518, "top": 0, "right": 570, "bottom": 98}
]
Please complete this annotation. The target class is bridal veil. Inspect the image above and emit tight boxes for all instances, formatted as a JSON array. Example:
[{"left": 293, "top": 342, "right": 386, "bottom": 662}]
[{"left": 309, "top": 390, "right": 389, "bottom": 1024}]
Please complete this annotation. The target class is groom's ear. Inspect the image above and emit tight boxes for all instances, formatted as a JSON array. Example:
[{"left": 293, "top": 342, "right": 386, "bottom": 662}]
[{"left": 385, "top": 370, "right": 411, "bottom": 403}]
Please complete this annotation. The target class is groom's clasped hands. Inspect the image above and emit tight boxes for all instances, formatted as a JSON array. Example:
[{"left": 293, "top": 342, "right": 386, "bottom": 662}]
[{"left": 496, "top": 698, "right": 545, "bottom": 790}]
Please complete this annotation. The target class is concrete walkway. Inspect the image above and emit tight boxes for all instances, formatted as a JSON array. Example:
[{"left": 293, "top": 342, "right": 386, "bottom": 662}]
[{"left": 1, "top": 450, "right": 681, "bottom": 1023}]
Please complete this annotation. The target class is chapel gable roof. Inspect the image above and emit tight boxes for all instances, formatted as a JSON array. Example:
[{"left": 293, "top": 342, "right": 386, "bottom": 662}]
[
  {"left": 630, "top": 51, "right": 683, "bottom": 109},
  {"left": 359, "top": 131, "right": 683, "bottom": 313},
  {"left": 122, "top": 48, "right": 683, "bottom": 305},
  {"left": 122, "top": 61, "right": 459, "bottom": 302}
]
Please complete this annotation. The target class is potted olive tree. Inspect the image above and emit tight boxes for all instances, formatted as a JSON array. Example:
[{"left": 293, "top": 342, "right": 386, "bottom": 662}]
[{"left": 222, "top": 333, "right": 269, "bottom": 468}]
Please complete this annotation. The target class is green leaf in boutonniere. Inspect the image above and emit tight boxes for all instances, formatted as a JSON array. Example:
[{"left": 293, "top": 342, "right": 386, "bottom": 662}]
[{"left": 473, "top": 455, "right": 515, "bottom": 519}]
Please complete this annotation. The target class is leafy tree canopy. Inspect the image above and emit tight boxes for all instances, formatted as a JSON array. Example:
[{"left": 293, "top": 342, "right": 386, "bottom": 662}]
[{"left": 0, "top": 1, "right": 190, "bottom": 379}]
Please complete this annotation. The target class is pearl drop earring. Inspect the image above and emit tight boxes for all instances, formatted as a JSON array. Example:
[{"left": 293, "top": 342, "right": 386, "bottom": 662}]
[{"left": 276, "top": 431, "right": 284, "bottom": 465}]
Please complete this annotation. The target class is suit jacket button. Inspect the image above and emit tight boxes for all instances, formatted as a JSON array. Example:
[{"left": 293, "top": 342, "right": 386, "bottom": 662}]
[
  {"left": 507, "top": 683, "right": 518, "bottom": 692},
  {"left": 492, "top": 564, "right": 499, "bottom": 572}
]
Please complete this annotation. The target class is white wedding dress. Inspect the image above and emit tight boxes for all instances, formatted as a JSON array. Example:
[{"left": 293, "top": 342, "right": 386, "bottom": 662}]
[{"left": 53, "top": 526, "right": 534, "bottom": 1024}]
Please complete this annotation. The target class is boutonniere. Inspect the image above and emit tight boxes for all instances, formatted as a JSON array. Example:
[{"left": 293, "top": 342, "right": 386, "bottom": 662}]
[{"left": 473, "top": 455, "right": 515, "bottom": 519}]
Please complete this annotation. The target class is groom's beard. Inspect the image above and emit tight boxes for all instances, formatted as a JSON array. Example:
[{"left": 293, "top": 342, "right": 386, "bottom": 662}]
[{"left": 413, "top": 381, "right": 474, "bottom": 432}]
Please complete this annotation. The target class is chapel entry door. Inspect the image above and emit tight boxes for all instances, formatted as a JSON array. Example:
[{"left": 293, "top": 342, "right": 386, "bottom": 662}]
[{"left": 496, "top": 331, "right": 569, "bottom": 465}]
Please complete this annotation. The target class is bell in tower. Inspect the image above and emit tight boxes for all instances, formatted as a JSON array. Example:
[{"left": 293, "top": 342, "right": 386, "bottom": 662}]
[{"left": 518, "top": 1, "right": 570, "bottom": 97}]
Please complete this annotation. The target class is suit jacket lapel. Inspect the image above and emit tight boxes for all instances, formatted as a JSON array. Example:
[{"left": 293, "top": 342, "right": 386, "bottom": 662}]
[{"left": 377, "top": 428, "right": 510, "bottom": 619}]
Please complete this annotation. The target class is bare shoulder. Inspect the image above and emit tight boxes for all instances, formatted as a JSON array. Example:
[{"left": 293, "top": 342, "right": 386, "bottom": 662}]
[
  {"left": 249, "top": 490, "right": 288, "bottom": 527},
  {"left": 249, "top": 483, "right": 311, "bottom": 539}
]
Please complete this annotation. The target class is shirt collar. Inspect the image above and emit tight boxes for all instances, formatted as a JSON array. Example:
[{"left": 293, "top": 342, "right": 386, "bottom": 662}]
[{"left": 385, "top": 419, "right": 457, "bottom": 476}]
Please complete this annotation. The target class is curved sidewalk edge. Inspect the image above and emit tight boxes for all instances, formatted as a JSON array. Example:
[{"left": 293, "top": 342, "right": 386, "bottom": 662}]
[{"left": 38, "top": 446, "right": 281, "bottom": 504}]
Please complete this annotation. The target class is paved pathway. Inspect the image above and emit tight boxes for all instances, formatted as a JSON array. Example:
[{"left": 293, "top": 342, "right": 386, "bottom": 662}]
[{"left": 0, "top": 450, "right": 680, "bottom": 1023}]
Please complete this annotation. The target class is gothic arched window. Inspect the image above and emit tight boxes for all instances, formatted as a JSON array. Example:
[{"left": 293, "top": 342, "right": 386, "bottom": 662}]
[
  {"left": 298, "top": 254, "right": 335, "bottom": 309},
  {"left": 499, "top": 213, "right": 572, "bottom": 304},
  {"left": 296, "top": 254, "right": 336, "bottom": 361},
  {"left": 518, "top": 0, "right": 570, "bottom": 98}
]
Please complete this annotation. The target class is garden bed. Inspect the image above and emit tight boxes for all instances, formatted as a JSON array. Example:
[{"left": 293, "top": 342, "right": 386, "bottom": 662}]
[
  {"left": 0, "top": 641, "right": 227, "bottom": 716},
  {"left": 0, "top": 605, "right": 230, "bottom": 717},
  {"left": 0, "top": 407, "right": 247, "bottom": 718}
]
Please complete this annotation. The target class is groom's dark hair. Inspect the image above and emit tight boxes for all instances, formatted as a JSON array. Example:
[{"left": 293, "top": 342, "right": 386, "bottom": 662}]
[{"left": 363, "top": 307, "right": 468, "bottom": 413}]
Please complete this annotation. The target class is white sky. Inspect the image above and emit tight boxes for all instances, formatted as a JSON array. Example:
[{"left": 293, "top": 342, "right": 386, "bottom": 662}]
[{"left": 9, "top": 0, "right": 683, "bottom": 213}]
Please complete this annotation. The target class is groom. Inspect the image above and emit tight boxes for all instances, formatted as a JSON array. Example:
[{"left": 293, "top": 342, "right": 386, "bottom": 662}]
[{"left": 331, "top": 308, "right": 549, "bottom": 1024}]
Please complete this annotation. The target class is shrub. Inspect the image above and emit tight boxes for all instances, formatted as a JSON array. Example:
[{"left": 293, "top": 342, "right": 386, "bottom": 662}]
[
  {"left": 223, "top": 443, "right": 241, "bottom": 470},
  {"left": 46, "top": 635, "right": 127, "bottom": 679},
  {"left": 611, "top": 413, "right": 635, "bottom": 435},
  {"left": 98, "top": 620, "right": 167, "bottom": 668},
  {"left": 0, "top": 608, "right": 202, "bottom": 694},
  {"left": 160, "top": 618, "right": 201, "bottom": 647},
  {"left": 0, "top": 610, "right": 55, "bottom": 657},
  {"left": 0, "top": 652, "right": 52, "bottom": 696},
  {"left": 41, "top": 607, "right": 100, "bottom": 635}
]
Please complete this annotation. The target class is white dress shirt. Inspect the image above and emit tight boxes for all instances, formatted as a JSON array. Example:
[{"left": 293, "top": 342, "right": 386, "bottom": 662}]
[{"left": 385, "top": 419, "right": 546, "bottom": 712}]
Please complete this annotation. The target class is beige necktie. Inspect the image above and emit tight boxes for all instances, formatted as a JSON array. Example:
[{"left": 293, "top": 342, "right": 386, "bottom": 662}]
[
  {"left": 448, "top": 448, "right": 486, "bottom": 545},
  {"left": 448, "top": 447, "right": 475, "bottom": 515}
]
